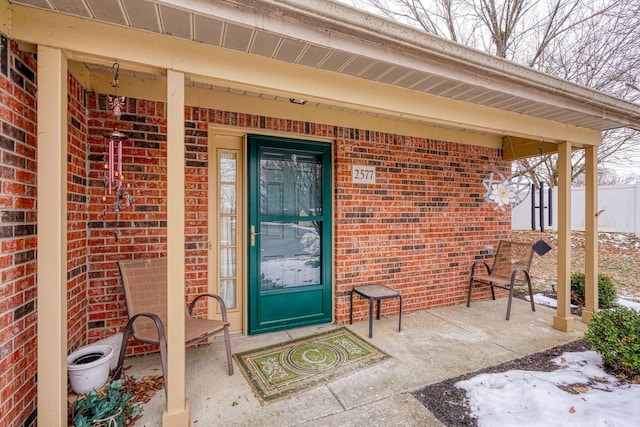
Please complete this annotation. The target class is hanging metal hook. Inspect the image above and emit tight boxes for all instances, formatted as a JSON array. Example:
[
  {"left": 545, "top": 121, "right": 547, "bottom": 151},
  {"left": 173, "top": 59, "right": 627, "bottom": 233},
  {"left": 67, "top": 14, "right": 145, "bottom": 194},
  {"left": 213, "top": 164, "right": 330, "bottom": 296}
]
[
  {"left": 111, "top": 62, "right": 120, "bottom": 88},
  {"left": 538, "top": 137, "right": 544, "bottom": 156}
]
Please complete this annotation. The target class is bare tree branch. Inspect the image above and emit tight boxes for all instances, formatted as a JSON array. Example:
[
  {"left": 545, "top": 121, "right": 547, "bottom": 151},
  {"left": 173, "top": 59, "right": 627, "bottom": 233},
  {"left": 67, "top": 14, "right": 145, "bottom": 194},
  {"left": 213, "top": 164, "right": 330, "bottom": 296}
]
[{"left": 352, "top": 0, "right": 640, "bottom": 183}]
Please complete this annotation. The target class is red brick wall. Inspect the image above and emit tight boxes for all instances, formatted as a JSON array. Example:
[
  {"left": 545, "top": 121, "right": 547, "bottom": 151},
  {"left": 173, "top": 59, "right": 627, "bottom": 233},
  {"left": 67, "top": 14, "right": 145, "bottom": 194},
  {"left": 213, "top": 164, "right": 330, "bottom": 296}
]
[
  {"left": 86, "top": 93, "right": 169, "bottom": 352},
  {"left": 67, "top": 73, "right": 89, "bottom": 353},
  {"left": 85, "top": 94, "right": 510, "bottom": 350},
  {"left": 0, "top": 36, "right": 91, "bottom": 426},
  {"left": 0, "top": 36, "right": 38, "bottom": 427},
  {"left": 335, "top": 131, "right": 509, "bottom": 322}
]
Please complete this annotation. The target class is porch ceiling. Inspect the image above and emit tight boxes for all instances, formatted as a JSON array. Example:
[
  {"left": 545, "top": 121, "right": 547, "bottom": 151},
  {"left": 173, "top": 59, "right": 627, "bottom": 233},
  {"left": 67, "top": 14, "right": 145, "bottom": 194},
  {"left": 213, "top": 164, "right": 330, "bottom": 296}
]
[{"left": 8, "top": 0, "right": 640, "bottom": 136}]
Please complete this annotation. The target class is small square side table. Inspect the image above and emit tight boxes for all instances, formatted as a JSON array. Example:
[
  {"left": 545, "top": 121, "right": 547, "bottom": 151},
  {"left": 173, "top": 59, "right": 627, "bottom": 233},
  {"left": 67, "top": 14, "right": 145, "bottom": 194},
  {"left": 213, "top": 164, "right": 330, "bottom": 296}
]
[{"left": 350, "top": 285, "right": 402, "bottom": 338}]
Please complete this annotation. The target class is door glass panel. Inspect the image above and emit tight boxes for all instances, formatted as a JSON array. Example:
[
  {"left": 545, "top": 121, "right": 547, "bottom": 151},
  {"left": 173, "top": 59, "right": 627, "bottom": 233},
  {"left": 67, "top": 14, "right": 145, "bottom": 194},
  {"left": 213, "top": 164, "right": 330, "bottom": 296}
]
[
  {"left": 220, "top": 154, "right": 236, "bottom": 182},
  {"left": 220, "top": 184, "right": 236, "bottom": 214},
  {"left": 260, "top": 221, "right": 321, "bottom": 290},
  {"left": 219, "top": 151, "right": 238, "bottom": 309},
  {"left": 220, "top": 217, "right": 236, "bottom": 246},
  {"left": 260, "top": 151, "right": 322, "bottom": 217},
  {"left": 220, "top": 279, "right": 236, "bottom": 310},
  {"left": 220, "top": 247, "right": 236, "bottom": 277}
]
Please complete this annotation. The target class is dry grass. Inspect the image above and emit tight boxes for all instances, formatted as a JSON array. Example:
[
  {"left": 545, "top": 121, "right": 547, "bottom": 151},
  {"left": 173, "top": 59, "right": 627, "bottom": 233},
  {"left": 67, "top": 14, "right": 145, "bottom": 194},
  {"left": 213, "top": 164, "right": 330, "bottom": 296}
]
[{"left": 513, "top": 230, "right": 640, "bottom": 302}]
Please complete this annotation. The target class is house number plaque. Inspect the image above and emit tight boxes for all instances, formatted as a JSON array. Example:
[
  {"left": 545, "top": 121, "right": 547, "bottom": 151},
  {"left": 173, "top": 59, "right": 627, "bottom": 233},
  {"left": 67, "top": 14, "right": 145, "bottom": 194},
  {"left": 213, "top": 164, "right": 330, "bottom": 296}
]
[{"left": 352, "top": 165, "right": 376, "bottom": 184}]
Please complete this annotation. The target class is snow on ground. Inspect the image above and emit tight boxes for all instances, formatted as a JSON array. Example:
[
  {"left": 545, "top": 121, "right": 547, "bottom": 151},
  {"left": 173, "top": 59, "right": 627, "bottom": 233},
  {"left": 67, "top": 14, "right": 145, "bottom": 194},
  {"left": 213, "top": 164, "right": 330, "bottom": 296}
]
[
  {"left": 456, "top": 351, "right": 640, "bottom": 427},
  {"left": 524, "top": 293, "right": 640, "bottom": 311},
  {"left": 615, "top": 298, "right": 640, "bottom": 311},
  {"left": 524, "top": 293, "right": 577, "bottom": 309}
]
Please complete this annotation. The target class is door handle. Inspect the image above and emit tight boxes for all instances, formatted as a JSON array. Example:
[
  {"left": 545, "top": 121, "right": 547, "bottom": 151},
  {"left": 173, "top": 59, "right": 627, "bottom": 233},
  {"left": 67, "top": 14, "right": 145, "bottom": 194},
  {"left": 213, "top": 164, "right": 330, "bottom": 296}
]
[{"left": 250, "top": 225, "right": 261, "bottom": 246}]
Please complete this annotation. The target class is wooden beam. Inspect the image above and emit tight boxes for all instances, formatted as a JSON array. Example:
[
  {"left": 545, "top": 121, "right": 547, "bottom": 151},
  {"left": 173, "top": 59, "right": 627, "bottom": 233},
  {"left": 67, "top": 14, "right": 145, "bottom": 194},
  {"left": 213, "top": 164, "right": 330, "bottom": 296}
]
[
  {"left": 553, "top": 141, "right": 575, "bottom": 332},
  {"left": 36, "top": 45, "right": 68, "bottom": 426},
  {"left": 582, "top": 144, "right": 599, "bottom": 323},
  {"left": 164, "top": 70, "right": 189, "bottom": 426},
  {"left": 502, "top": 137, "right": 561, "bottom": 160}
]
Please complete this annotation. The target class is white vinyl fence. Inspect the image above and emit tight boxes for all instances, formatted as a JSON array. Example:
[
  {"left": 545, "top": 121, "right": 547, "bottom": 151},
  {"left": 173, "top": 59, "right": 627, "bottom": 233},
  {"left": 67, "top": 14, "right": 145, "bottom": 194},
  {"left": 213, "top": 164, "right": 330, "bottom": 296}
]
[{"left": 512, "top": 182, "right": 640, "bottom": 237}]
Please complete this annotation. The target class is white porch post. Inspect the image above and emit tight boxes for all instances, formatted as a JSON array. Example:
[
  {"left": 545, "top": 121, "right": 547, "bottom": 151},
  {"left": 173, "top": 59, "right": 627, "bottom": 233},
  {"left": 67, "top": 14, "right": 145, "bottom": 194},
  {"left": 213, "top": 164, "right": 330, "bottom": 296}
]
[
  {"left": 553, "top": 140, "right": 575, "bottom": 332},
  {"left": 164, "top": 69, "right": 189, "bottom": 426},
  {"left": 582, "top": 144, "right": 599, "bottom": 323},
  {"left": 36, "top": 45, "right": 68, "bottom": 425}
]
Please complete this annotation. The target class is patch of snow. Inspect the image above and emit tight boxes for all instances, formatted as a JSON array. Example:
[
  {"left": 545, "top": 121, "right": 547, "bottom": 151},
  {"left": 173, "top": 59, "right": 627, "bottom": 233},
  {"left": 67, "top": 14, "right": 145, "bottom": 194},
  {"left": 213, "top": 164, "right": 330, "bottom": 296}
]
[
  {"left": 615, "top": 298, "right": 640, "bottom": 311},
  {"left": 524, "top": 293, "right": 577, "bottom": 309},
  {"left": 525, "top": 294, "right": 640, "bottom": 312},
  {"left": 456, "top": 351, "right": 640, "bottom": 427}
]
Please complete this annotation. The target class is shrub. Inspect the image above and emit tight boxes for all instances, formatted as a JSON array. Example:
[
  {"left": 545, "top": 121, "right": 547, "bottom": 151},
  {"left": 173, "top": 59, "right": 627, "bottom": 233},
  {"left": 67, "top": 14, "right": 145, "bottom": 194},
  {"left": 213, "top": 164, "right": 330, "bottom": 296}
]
[
  {"left": 584, "top": 307, "right": 640, "bottom": 379},
  {"left": 72, "top": 379, "right": 141, "bottom": 427},
  {"left": 570, "top": 272, "right": 617, "bottom": 309}
]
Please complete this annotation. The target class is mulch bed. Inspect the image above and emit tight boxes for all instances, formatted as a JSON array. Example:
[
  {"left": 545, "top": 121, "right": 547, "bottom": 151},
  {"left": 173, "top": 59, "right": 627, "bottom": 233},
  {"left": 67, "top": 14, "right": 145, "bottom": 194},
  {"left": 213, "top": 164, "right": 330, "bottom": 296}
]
[{"left": 412, "top": 339, "right": 592, "bottom": 426}]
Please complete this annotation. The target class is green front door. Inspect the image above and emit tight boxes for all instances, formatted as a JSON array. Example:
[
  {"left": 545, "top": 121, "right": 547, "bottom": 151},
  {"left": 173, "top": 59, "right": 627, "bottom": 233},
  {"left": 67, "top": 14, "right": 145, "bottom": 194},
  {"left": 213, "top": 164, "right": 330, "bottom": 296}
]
[{"left": 247, "top": 135, "right": 332, "bottom": 334}]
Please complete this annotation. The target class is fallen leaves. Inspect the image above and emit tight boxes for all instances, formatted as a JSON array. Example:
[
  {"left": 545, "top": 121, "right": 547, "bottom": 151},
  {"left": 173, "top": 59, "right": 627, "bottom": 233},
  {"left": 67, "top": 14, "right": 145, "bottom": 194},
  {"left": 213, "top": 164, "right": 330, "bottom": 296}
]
[
  {"left": 570, "top": 385, "right": 589, "bottom": 393},
  {"left": 122, "top": 374, "right": 164, "bottom": 425}
]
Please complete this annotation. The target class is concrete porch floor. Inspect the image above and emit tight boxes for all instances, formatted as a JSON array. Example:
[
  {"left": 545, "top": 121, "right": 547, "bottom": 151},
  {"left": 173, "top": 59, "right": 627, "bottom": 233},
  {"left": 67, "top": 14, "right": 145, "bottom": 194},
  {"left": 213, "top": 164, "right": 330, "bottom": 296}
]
[{"left": 126, "top": 299, "right": 587, "bottom": 426}]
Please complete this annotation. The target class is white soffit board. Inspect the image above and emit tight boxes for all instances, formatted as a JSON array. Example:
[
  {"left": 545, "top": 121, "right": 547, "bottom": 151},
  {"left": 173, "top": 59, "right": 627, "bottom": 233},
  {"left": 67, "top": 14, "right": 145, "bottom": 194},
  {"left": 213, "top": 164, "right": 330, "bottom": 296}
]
[
  {"left": 341, "top": 56, "right": 375, "bottom": 77},
  {"left": 158, "top": 4, "right": 191, "bottom": 39},
  {"left": 50, "top": 0, "right": 91, "bottom": 17},
  {"left": 318, "top": 50, "right": 354, "bottom": 72},
  {"left": 193, "top": 14, "right": 223, "bottom": 45},
  {"left": 222, "top": 22, "right": 253, "bottom": 52},
  {"left": 123, "top": 0, "right": 161, "bottom": 33},
  {"left": 297, "top": 45, "right": 332, "bottom": 68},
  {"left": 85, "top": 0, "right": 127, "bottom": 25},
  {"left": 249, "top": 31, "right": 281, "bottom": 57},
  {"left": 274, "top": 38, "right": 307, "bottom": 63},
  {"left": 378, "top": 66, "right": 413, "bottom": 85}
]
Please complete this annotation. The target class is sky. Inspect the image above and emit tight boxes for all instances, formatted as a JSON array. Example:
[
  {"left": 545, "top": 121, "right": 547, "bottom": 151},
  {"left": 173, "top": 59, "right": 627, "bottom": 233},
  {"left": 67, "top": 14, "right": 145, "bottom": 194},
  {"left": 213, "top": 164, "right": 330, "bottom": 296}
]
[{"left": 457, "top": 294, "right": 640, "bottom": 426}]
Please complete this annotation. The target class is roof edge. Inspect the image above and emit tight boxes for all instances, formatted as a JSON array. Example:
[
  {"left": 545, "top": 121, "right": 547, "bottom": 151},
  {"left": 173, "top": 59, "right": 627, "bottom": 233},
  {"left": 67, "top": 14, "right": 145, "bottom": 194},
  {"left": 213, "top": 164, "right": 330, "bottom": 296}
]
[{"left": 232, "top": 0, "right": 640, "bottom": 130}]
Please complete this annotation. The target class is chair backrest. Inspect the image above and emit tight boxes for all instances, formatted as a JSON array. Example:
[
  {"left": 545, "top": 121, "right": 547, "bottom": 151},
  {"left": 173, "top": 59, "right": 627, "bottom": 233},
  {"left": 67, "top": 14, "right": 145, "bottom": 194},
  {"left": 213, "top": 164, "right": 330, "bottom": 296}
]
[
  {"left": 490, "top": 241, "right": 534, "bottom": 284},
  {"left": 117, "top": 257, "right": 168, "bottom": 338}
]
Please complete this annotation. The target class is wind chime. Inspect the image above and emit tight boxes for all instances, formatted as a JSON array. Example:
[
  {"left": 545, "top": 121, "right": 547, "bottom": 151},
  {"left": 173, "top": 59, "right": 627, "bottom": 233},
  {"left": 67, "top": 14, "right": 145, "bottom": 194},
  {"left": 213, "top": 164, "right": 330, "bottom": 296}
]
[{"left": 102, "top": 62, "right": 132, "bottom": 241}]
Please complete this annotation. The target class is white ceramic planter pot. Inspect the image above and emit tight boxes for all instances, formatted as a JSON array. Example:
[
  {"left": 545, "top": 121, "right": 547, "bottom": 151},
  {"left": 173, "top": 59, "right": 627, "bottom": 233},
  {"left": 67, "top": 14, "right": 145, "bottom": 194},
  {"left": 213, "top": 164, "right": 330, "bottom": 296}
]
[{"left": 67, "top": 344, "right": 114, "bottom": 394}]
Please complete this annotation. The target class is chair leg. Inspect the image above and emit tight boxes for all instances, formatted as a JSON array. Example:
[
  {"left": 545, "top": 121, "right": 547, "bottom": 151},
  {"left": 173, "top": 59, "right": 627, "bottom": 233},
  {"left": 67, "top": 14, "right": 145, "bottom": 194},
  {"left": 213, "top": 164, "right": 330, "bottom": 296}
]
[
  {"left": 527, "top": 280, "right": 536, "bottom": 312},
  {"left": 368, "top": 299, "right": 374, "bottom": 338},
  {"left": 223, "top": 323, "right": 234, "bottom": 376},
  {"left": 113, "top": 321, "right": 134, "bottom": 381},
  {"left": 115, "top": 313, "right": 169, "bottom": 401},
  {"left": 349, "top": 290, "right": 354, "bottom": 324},
  {"left": 506, "top": 286, "right": 515, "bottom": 320},
  {"left": 397, "top": 295, "right": 402, "bottom": 333},
  {"left": 157, "top": 329, "right": 169, "bottom": 401}
]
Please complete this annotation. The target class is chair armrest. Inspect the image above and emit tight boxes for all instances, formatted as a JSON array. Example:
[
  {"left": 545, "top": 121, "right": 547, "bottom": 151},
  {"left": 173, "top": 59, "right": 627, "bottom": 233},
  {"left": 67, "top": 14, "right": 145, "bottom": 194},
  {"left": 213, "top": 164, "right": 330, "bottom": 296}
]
[
  {"left": 470, "top": 261, "right": 491, "bottom": 275},
  {"left": 113, "top": 312, "right": 166, "bottom": 380},
  {"left": 188, "top": 293, "right": 229, "bottom": 323},
  {"left": 510, "top": 269, "right": 531, "bottom": 286}
]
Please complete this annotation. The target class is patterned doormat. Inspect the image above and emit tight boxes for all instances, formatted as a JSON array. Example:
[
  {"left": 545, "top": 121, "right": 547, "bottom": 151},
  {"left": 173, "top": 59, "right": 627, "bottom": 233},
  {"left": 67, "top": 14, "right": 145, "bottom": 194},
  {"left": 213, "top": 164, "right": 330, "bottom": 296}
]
[{"left": 233, "top": 327, "right": 390, "bottom": 404}]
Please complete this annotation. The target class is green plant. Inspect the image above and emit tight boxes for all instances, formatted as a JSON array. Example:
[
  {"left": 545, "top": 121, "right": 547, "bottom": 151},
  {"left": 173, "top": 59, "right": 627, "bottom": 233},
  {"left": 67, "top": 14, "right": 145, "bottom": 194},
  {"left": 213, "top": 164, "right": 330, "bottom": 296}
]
[
  {"left": 584, "top": 307, "right": 640, "bottom": 380},
  {"left": 570, "top": 272, "right": 617, "bottom": 308},
  {"left": 73, "top": 379, "right": 141, "bottom": 427}
]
